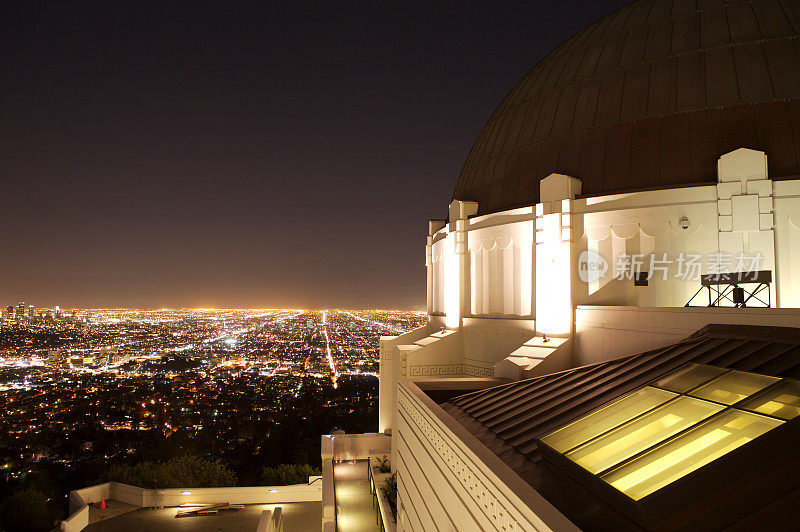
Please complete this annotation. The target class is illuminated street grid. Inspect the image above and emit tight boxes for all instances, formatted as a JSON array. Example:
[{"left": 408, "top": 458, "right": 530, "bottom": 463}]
[{"left": 0, "top": 309, "right": 425, "bottom": 484}]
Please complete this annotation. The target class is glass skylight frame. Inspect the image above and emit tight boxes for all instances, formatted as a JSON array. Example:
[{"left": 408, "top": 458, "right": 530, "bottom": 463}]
[
  {"left": 564, "top": 394, "right": 725, "bottom": 476},
  {"left": 536, "top": 363, "right": 800, "bottom": 526}
]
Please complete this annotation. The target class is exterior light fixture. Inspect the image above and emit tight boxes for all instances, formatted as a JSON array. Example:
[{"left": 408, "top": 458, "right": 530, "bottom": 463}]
[
  {"left": 268, "top": 489, "right": 278, "bottom": 493},
  {"left": 180, "top": 491, "right": 191, "bottom": 495}
]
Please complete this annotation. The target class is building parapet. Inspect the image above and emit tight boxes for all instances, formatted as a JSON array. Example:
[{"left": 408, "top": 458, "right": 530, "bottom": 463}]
[
  {"left": 321, "top": 457, "right": 335, "bottom": 531},
  {"left": 320, "top": 432, "right": 392, "bottom": 530},
  {"left": 60, "top": 480, "right": 321, "bottom": 532},
  {"left": 322, "top": 432, "right": 390, "bottom": 462},
  {"left": 575, "top": 305, "right": 800, "bottom": 366},
  {"left": 395, "top": 379, "right": 579, "bottom": 531}
]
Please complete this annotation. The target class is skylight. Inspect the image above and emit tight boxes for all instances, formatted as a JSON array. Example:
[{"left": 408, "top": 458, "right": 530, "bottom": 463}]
[
  {"left": 601, "top": 409, "right": 781, "bottom": 500},
  {"left": 540, "top": 364, "right": 798, "bottom": 501},
  {"left": 540, "top": 387, "right": 676, "bottom": 453}
]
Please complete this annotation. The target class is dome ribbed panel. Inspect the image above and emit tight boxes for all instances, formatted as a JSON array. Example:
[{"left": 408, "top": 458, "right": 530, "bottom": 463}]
[{"left": 454, "top": 0, "right": 800, "bottom": 215}]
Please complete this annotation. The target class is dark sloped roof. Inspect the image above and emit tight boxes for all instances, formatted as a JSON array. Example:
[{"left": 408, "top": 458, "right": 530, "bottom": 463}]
[
  {"left": 453, "top": 0, "right": 800, "bottom": 215},
  {"left": 442, "top": 324, "right": 800, "bottom": 530}
]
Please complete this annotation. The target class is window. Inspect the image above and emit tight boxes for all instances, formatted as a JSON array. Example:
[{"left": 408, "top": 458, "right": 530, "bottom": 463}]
[{"left": 540, "top": 364, "right": 795, "bottom": 502}]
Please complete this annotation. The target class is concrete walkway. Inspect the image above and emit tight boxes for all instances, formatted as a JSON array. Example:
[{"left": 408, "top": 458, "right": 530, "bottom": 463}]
[{"left": 334, "top": 461, "right": 380, "bottom": 532}]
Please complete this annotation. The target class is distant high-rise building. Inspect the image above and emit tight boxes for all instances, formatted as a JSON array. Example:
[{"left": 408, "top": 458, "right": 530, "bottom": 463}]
[
  {"left": 16, "top": 302, "right": 25, "bottom": 318},
  {"left": 28, "top": 304, "right": 35, "bottom": 318}
]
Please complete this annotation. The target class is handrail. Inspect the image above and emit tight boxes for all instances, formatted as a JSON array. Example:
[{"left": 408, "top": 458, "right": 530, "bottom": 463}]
[
  {"left": 369, "top": 461, "right": 395, "bottom": 532},
  {"left": 332, "top": 463, "right": 337, "bottom": 531},
  {"left": 369, "top": 463, "right": 375, "bottom": 496},
  {"left": 369, "top": 464, "right": 382, "bottom": 529}
]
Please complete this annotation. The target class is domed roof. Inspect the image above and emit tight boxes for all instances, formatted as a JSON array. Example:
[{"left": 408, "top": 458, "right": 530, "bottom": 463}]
[{"left": 454, "top": 0, "right": 800, "bottom": 215}]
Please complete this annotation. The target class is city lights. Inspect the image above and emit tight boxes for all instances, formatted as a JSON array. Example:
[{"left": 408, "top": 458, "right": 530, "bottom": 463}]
[{"left": 0, "top": 308, "right": 426, "bottom": 484}]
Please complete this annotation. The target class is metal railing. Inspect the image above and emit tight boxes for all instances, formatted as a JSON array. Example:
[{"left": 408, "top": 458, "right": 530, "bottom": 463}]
[
  {"left": 685, "top": 271, "right": 772, "bottom": 307},
  {"left": 368, "top": 463, "right": 385, "bottom": 532},
  {"left": 369, "top": 461, "right": 397, "bottom": 532}
]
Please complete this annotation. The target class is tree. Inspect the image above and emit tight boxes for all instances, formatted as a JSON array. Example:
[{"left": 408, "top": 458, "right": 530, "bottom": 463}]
[
  {"left": 260, "top": 463, "right": 320, "bottom": 486},
  {"left": 161, "top": 456, "right": 237, "bottom": 488},
  {"left": 0, "top": 488, "right": 55, "bottom": 532},
  {"left": 108, "top": 456, "right": 236, "bottom": 488},
  {"left": 108, "top": 460, "right": 161, "bottom": 488}
]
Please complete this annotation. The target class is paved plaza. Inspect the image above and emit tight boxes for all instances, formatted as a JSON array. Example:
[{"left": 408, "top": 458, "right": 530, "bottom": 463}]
[{"left": 84, "top": 501, "right": 321, "bottom": 531}]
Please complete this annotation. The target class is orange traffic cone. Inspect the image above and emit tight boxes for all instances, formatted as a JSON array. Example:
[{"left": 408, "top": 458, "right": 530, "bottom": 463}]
[{"left": 100, "top": 495, "right": 106, "bottom": 509}]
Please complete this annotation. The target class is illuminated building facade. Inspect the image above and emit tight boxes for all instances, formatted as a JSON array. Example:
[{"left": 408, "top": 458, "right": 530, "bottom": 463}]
[{"left": 357, "top": 1, "right": 800, "bottom": 530}]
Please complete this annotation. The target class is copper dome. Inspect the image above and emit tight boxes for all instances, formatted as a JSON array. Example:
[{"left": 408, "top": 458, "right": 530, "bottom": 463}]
[{"left": 453, "top": 0, "right": 800, "bottom": 214}]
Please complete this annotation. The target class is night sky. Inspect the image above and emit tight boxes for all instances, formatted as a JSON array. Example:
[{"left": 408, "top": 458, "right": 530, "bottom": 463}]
[{"left": 2, "top": 1, "right": 629, "bottom": 309}]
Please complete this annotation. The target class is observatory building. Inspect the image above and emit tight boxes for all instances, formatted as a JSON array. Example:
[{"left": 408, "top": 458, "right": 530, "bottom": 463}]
[{"left": 325, "top": 1, "right": 800, "bottom": 530}]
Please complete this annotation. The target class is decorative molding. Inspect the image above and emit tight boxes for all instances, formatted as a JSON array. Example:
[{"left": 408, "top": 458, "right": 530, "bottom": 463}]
[
  {"left": 409, "top": 364, "right": 459, "bottom": 377},
  {"left": 398, "top": 388, "right": 533, "bottom": 532},
  {"left": 463, "top": 364, "right": 495, "bottom": 377},
  {"left": 408, "top": 364, "right": 494, "bottom": 378}
]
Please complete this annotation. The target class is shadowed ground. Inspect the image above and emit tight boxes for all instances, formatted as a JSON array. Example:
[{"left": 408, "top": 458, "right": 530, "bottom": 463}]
[{"left": 83, "top": 501, "right": 321, "bottom": 531}]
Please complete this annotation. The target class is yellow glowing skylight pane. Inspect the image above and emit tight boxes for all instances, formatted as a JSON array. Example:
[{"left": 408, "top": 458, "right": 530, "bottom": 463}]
[
  {"left": 690, "top": 370, "right": 779, "bottom": 405},
  {"left": 566, "top": 396, "right": 723, "bottom": 474},
  {"left": 741, "top": 380, "right": 800, "bottom": 420},
  {"left": 600, "top": 410, "right": 783, "bottom": 500},
  {"left": 541, "top": 387, "right": 677, "bottom": 453},
  {"left": 653, "top": 364, "right": 727, "bottom": 393}
]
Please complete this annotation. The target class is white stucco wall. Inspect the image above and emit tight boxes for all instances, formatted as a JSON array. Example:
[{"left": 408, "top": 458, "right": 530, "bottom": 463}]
[
  {"left": 62, "top": 481, "right": 322, "bottom": 532},
  {"left": 428, "top": 149, "right": 800, "bottom": 321},
  {"left": 575, "top": 305, "right": 800, "bottom": 366},
  {"left": 395, "top": 380, "right": 579, "bottom": 532},
  {"left": 572, "top": 185, "right": 721, "bottom": 307},
  {"left": 774, "top": 179, "right": 800, "bottom": 308},
  {"left": 467, "top": 211, "right": 534, "bottom": 318},
  {"left": 431, "top": 235, "right": 447, "bottom": 315},
  {"left": 380, "top": 324, "right": 437, "bottom": 432}
]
